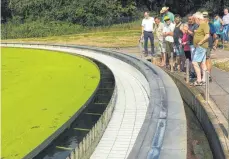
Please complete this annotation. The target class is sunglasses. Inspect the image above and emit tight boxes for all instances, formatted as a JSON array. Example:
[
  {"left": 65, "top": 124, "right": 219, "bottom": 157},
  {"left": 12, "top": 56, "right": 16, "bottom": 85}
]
[{"left": 164, "top": 19, "right": 170, "bottom": 22}]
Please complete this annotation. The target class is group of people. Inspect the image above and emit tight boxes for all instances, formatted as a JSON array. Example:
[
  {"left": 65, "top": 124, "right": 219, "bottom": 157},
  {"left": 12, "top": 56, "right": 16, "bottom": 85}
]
[{"left": 141, "top": 7, "right": 229, "bottom": 86}]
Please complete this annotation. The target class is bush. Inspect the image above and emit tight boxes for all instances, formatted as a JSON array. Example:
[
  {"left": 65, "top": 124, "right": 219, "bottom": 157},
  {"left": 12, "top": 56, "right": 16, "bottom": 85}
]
[{"left": 1, "top": 20, "right": 85, "bottom": 39}]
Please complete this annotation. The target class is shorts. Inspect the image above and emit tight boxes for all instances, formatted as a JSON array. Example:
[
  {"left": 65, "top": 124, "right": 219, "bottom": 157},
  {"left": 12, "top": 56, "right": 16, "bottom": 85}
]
[
  {"left": 192, "top": 46, "right": 207, "bottom": 62},
  {"left": 184, "top": 51, "right": 191, "bottom": 61},
  {"left": 190, "top": 45, "right": 195, "bottom": 61},
  {"left": 174, "top": 44, "right": 184, "bottom": 56},
  {"left": 165, "top": 41, "right": 173, "bottom": 54},
  {"left": 206, "top": 48, "right": 212, "bottom": 59},
  {"left": 158, "top": 40, "right": 166, "bottom": 53}
]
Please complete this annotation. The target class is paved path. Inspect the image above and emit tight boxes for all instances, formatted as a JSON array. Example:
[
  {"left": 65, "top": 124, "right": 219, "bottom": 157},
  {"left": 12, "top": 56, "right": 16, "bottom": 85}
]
[
  {"left": 205, "top": 48, "right": 229, "bottom": 120},
  {"left": 209, "top": 67, "right": 229, "bottom": 120},
  {"left": 211, "top": 49, "right": 229, "bottom": 59}
]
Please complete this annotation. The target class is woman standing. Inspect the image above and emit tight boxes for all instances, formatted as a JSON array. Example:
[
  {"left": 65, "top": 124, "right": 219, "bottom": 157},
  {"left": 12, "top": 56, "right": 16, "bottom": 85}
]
[
  {"left": 182, "top": 24, "right": 191, "bottom": 61},
  {"left": 213, "top": 14, "right": 224, "bottom": 48}
]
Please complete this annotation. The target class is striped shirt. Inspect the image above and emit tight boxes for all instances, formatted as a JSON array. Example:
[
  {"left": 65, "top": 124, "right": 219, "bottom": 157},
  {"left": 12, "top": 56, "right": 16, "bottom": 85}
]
[{"left": 223, "top": 13, "right": 229, "bottom": 25}]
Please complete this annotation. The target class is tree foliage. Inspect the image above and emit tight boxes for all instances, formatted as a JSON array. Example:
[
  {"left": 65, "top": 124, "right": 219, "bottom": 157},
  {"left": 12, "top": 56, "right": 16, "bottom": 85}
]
[
  {"left": 2, "top": 0, "right": 228, "bottom": 23},
  {"left": 1, "top": 0, "right": 229, "bottom": 39},
  {"left": 2, "top": 0, "right": 138, "bottom": 25}
]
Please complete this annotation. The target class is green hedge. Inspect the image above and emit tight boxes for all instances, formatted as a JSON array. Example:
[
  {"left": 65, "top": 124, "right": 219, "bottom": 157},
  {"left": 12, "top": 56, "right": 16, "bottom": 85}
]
[{"left": 1, "top": 20, "right": 86, "bottom": 39}]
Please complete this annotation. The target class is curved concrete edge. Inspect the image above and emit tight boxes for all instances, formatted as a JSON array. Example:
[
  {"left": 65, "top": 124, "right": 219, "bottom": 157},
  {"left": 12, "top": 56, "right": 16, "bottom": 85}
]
[
  {"left": 1, "top": 43, "right": 187, "bottom": 159},
  {"left": 165, "top": 70, "right": 229, "bottom": 159},
  {"left": 120, "top": 53, "right": 187, "bottom": 159},
  {"left": 2, "top": 44, "right": 117, "bottom": 159}
]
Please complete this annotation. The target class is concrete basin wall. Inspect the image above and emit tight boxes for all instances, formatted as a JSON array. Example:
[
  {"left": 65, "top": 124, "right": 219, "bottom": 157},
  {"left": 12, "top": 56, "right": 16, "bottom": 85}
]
[{"left": 166, "top": 71, "right": 229, "bottom": 159}]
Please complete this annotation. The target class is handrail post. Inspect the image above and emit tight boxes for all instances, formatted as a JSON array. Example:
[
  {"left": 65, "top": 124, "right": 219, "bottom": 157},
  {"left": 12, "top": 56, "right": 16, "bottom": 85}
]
[
  {"left": 186, "top": 59, "right": 190, "bottom": 83},
  {"left": 205, "top": 71, "right": 209, "bottom": 103},
  {"left": 171, "top": 52, "right": 174, "bottom": 72}
]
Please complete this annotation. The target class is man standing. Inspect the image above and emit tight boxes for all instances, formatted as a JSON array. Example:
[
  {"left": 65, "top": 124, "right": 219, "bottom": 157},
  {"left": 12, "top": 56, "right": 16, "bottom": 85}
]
[
  {"left": 222, "top": 8, "right": 229, "bottom": 43},
  {"left": 160, "top": 7, "right": 175, "bottom": 23},
  {"left": 141, "top": 12, "right": 155, "bottom": 57},
  {"left": 163, "top": 16, "right": 175, "bottom": 68},
  {"left": 154, "top": 17, "right": 166, "bottom": 66},
  {"left": 188, "top": 15, "right": 199, "bottom": 79},
  {"left": 192, "top": 12, "right": 209, "bottom": 86},
  {"left": 173, "top": 14, "right": 185, "bottom": 71},
  {"left": 203, "top": 12, "right": 216, "bottom": 82}
]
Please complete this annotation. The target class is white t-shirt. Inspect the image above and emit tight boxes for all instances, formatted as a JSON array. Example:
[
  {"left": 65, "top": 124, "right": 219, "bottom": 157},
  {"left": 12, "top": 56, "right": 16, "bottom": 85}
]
[
  {"left": 163, "top": 23, "right": 175, "bottom": 42},
  {"left": 142, "top": 17, "right": 155, "bottom": 32},
  {"left": 223, "top": 13, "right": 229, "bottom": 25}
]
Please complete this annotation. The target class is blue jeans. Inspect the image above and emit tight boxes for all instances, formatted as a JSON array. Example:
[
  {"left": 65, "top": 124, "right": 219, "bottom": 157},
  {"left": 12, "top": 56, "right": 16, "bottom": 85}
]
[
  {"left": 223, "top": 24, "right": 229, "bottom": 41},
  {"left": 144, "top": 31, "right": 155, "bottom": 54}
]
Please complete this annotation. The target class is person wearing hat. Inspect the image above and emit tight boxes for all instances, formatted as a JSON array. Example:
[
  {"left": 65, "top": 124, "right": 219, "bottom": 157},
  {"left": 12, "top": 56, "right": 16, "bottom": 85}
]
[
  {"left": 160, "top": 7, "right": 175, "bottom": 23},
  {"left": 141, "top": 12, "right": 155, "bottom": 57},
  {"left": 202, "top": 11, "right": 208, "bottom": 17},
  {"left": 163, "top": 15, "right": 175, "bottom": 68}
]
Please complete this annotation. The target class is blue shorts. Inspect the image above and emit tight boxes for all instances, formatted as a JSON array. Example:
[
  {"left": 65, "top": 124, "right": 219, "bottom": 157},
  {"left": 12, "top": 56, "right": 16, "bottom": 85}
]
[
  {"left": 193, "top": 46, "right": 206, "bottom": 62},
  {"left": 190, "top": 45, "right": 195, "bottom": 61}
]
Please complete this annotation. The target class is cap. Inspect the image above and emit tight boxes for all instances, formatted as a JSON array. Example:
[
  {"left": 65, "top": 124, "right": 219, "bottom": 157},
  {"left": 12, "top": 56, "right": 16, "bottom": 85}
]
[
  {"left": 202, "top": 11, "right": 209, "bottom": 17},
  {"left": 164, "top": 16, "right": 170, "bottom": 21}
]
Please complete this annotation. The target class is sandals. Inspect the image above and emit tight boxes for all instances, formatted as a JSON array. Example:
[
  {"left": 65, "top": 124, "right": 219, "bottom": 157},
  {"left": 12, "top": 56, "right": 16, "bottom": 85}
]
[
  {"left": 190, "top": 81, "right": 207, "bottom": 86},
  {"left": 190, "top": 81, "right": 203, "bottom": 86},
  {"left": 201, "top": 81, "right": 206, "bottom": 86}
]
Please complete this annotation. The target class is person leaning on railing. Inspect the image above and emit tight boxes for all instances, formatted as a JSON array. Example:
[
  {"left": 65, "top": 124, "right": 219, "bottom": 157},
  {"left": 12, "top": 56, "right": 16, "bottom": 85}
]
[{"left": 191, "top": 12, "right": 209, "bottom": 86}]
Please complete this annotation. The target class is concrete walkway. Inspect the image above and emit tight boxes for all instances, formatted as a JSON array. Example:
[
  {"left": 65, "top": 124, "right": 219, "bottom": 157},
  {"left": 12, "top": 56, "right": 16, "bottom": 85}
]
[{"left": 208, "top": 67, "right": 229, "bottom": 120}]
